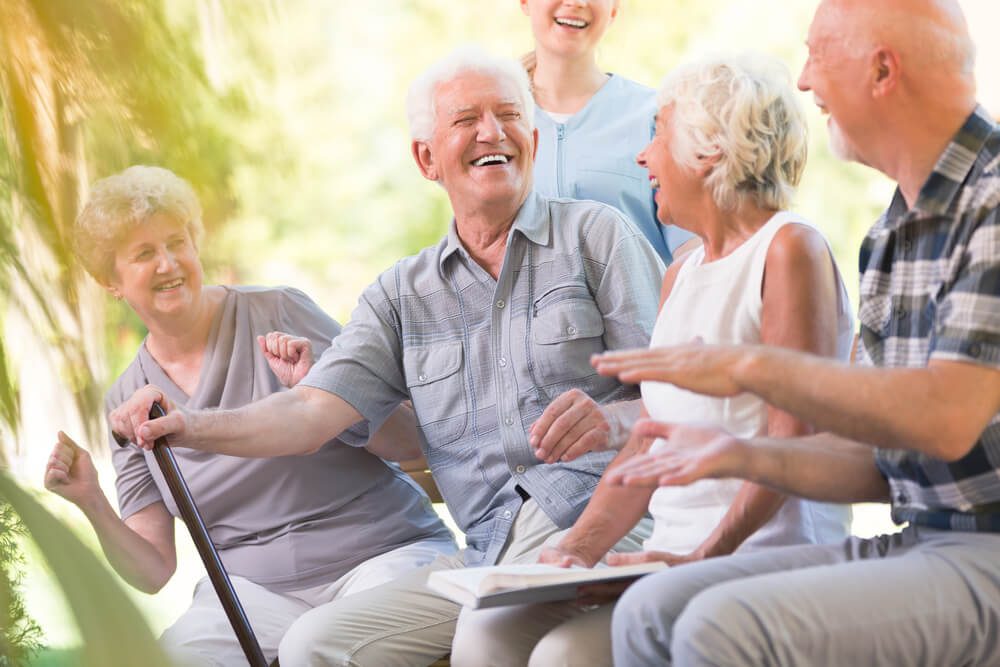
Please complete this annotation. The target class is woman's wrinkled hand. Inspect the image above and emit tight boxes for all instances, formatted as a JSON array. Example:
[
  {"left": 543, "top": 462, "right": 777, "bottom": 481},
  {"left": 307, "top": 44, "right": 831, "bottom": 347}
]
[{"left": 258, "top": 331, "right": 313, "bottom": 388}]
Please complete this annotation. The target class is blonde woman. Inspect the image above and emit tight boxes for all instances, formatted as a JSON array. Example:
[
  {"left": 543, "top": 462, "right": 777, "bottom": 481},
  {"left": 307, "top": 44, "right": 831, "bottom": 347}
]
[
  {"left": 459, "top": 53, "right": 853, "bottom": 666},
  {"left": 43, "top": 166, "right": 455, "bottom": 665}
]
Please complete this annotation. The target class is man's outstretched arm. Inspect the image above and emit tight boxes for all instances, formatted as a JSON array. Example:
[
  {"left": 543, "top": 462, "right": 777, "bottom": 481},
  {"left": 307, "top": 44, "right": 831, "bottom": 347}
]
[
  {"left": 109, "top": 384, "right": 363, "bottom": 457},
  {"left": 594, "top": 346, "right": 1000, "bottom": 462}
]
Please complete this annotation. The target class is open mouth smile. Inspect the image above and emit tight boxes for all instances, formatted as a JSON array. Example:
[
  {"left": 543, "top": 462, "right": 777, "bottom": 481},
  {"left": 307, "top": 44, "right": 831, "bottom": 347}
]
[
  {"left": 471, "top": 154, "right": 511, "bottom": 167},
  {"left": 554, "top": 17, "right": 588, "bottom": 29},
  {"left": 154, "top": 278, "right": 185, "bottom": 292}
]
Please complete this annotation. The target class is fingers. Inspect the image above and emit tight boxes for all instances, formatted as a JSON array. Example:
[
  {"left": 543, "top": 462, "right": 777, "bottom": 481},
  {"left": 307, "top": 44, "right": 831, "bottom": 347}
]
[
  {"left": 531, "top": 390, "right": 608, "bottom": 463},
  {"left": 529, "top": 389, "right": 581, "bottom": 449},
  {"left": 606, "top": 551, "right": 654, "bottom": 566},
  {"left": 607, "top": 550, "right": 675, "bottom": 566},
  {"left": 108, "top": 385, "right": 166, "bottom": 446},
  {"left": 631, "top": 419, "right": 676, "bottom": 442},
  {"left": 590, "top": 348, "right": 657, "bottom": 378},
  {"left": 604, "top": 453, "right": 677, "bottom": 487},
  {"left": 259, "top": 331, "right": 310, "bottom": 363},
  {"left": 135, "top": 410, "right": 186, "bottom": 449}
]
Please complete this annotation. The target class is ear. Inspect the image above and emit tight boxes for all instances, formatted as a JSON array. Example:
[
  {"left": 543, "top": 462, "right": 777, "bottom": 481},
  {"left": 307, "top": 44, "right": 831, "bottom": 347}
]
[
  {"left": 695, "top": 149, "right": 722, "bottom": 178},
  {"left": 531, "top": 127, "right": 539, "bottom": 161},
  {"left": 870, "top": 46, "right": 900, "bottom": 98},
  {"left": 519, "top": 0, "right": 530, "bottom": 16},
  {"left": 412, "top": 140, "right": 439, "bottom": 182},
  {"left": 610, "top": 1, "right": 620, "bottom": 21}
]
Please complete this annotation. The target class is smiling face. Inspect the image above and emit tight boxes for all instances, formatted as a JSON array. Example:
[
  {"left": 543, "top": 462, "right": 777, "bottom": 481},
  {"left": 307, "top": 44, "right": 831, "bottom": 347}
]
[
  {"left": 798, "top": 1, "right": 874, "bottom": 164},
  {"left": 636, "top": 106, "right": 707, "bottom": 231},
  {"left": 413, "top": 69, "right": 538, "bottom": 219},
  {"left": 106, "top": 212, "right": 204, "bottom": 326},
  {"left": 521, "top": 0, "right": 618, "bottom": 60}
]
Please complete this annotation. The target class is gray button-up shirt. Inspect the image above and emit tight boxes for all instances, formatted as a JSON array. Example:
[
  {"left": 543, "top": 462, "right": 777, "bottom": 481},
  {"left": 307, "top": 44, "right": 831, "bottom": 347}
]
[{"left": 302, "top": 192, "right": 664, "bottom": 564}]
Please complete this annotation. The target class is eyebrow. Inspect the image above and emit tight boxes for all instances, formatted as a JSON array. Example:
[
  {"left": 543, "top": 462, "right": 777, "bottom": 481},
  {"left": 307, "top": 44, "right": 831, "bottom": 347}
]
[{"left": 446, "top": 99, "right": 521, "bottom": 116}]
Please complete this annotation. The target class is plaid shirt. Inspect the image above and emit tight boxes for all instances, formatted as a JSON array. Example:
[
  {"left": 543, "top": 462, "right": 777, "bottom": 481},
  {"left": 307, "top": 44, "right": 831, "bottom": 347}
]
[
  {"left": 863, "top": 106, "right": 1000, "bottom": 532},
  {"left": 302, "top": 192, "right": 664, "bottom": 564}
]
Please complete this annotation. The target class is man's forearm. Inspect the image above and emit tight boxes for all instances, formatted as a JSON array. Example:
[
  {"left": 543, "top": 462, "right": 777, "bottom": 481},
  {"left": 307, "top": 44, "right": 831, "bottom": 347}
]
[
  {"left": 736, "top": 348, "right": 997, "bottom": 461},
  {"left": 182, "top": 386, "right": 361, "bottom": 456},
  {"left": 743, "top": 432, "right": 889, "bottom": 503}
]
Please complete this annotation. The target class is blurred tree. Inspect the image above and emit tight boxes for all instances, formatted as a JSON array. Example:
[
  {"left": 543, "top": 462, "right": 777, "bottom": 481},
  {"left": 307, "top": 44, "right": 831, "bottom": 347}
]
[
  {"left": 0, "top": 1, "right": 243, "bottom": 660},
  {"left": 0, "top": 0, "right": 244, "bottom": 454}
]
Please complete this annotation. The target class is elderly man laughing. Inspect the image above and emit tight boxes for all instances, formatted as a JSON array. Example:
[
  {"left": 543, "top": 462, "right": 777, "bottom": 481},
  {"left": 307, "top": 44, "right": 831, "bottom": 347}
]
[{"left": 110, "top": 47, "right": 663, "bottom": 666}]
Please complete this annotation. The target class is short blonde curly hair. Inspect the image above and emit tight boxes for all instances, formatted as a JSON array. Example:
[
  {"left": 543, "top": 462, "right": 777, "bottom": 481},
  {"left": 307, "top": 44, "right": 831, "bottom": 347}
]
[
  {"left": 73, "top": 165, "right": 204, "bottom": 284},
  {"left": 658, "top": 52, "right": 808, "bottom": 211}
]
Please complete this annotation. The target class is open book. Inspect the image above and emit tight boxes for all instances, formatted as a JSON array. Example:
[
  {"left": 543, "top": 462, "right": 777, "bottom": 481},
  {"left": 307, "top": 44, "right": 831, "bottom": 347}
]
[{"left": 427, "top": 561, "right": 666, "bottom": 609}]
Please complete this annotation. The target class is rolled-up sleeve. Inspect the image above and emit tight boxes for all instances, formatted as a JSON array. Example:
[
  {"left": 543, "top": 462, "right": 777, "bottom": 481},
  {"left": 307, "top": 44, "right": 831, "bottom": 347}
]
[{"left": 299, "top": 272, "right": 408, "bottom": 432}]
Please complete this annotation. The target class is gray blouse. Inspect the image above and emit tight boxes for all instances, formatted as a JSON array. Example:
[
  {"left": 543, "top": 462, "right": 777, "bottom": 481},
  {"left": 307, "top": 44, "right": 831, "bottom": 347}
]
[{"left": 108, "top": 285, "right": 453, "bottom": 591}]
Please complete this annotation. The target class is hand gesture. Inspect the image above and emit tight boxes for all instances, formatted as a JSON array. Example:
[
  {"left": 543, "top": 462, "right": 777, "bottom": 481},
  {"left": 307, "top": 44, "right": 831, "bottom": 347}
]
[
  {"left": 257, "top": 331, "right": 313, "bottom": 387},
  {"left": 605, "top": 420, "right": 749, "bottom": 488},
  {"left": 43, "top": 431, "right": 102, "bottom": 507},
  {"left": 592, "top": 341, "right": 754, "bottom": 398},
  {"left": 529, "top": 389, "right": 612, "bottom": 463},
  {"left": 107, "top": 384, "right": 184, "bottom": 450}
]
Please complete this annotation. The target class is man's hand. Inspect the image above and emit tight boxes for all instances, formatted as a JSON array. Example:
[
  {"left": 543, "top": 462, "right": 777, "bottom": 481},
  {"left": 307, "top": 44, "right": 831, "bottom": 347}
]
[
  {"left": 592, "top": 342, "right": 758, "bottom": 398},
  {"left": 605, "top": 420, "right": 750, "bottom": 488},
  {"left": 257, "top": 331, "right": 314, "bottom": 388},
  {"left": 43, "top": 431, "right": 102, "bottom": 507},
  {"left": 108, "top": 384, "right": 186, "bottom": 450},
  {"left": 530, "top": 389, "right": 614, "bottom": 463}
]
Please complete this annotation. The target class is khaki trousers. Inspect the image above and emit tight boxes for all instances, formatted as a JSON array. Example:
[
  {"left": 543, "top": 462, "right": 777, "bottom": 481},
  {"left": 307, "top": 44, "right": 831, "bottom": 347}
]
[{"left": 280, "top": 499, "right": 651, "bottom": 666}]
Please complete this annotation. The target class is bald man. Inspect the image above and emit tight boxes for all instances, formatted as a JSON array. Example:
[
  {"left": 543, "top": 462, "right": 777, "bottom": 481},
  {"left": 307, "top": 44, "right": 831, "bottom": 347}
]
[{"left": 599, "top": 1, "right": 1000, "bottom": 664}]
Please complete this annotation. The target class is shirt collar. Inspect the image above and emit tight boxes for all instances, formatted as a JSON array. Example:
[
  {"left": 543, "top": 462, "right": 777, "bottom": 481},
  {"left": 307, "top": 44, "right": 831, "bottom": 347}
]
[
  {"left": 889, "top": 105, "right": 995, "bottom": 225},
  {"left": 438, "top": 191, "right": 551, "bottom": 270}
]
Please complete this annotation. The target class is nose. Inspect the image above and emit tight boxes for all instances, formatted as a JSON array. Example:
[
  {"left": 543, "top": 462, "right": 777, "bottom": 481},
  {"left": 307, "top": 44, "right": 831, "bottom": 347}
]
[
  {"left": 636, "top": 143, "right": 650, "bottom": 168},
  {"left": 155, "top": 247, "right": 179, "bottom": 273},
  {"left": 796, "top": 63, "right": 810, "bottom": 92},
  {"left": 478, "top": 112, "right": 506, "bottom": 143}
]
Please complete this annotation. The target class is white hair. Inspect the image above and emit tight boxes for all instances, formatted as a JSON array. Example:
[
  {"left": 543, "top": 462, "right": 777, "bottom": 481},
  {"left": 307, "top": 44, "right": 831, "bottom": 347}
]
[
  {"left": 406, "top": 46, "right": 535, "bottom": 141},
  {"left": 657, "top": 52, "right": 808, "bottom": 211},
  {"left": 74, "top": 165, "right": 203, "bottom": 284}
]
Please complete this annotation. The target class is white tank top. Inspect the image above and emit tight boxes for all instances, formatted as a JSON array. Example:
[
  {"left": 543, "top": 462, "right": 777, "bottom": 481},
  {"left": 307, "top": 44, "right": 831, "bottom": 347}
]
[{"left": 642, "top": 211, "right": 854, "bottom": 554}]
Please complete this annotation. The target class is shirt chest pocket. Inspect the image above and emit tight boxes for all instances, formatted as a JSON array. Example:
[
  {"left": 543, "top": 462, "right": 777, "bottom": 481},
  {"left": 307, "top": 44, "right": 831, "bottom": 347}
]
[
  {"left": 404, "top": 342, "right": 468, "bottom": 448},
  {"left": 529, "top": 286, "right": 606, "bottom": 391}
]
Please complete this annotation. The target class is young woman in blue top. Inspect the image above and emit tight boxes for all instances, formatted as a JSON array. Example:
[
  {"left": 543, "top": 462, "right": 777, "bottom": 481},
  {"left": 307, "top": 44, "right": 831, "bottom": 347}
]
[{"left": 520, "top": 0, "right": 692, "bottom": 262}]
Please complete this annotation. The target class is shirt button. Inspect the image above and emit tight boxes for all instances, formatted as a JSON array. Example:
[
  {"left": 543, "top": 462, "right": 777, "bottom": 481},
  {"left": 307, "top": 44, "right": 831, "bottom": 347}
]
[
  {"left": 566, "top": 326, "right": 577, "bottom": 335},
  {"left": 504, "top": 416, "right": 514, "bottom": 426},
  {"left": 894, "top": 307, "right": 907, "bottom": 320},
  {"left": 503, "top": 510, "right": 512, "bottom": 519},
  {"left": 969, "top": 342, "right": 982, "bottom": 357},
  {"left": 496, "top": 300, "right": 505, "bottom": 309},
  {"left": 896, "top": 492, "right": 907, "bottom": 504},
  {"left": 418, "top": 373, "right": 427, "bottom": 382},
  {"left": 499, "top": 357, "right": 508, "bottom": 368},
  {"left": 515, "top": 465, "right": 526, "bottom": 474}
]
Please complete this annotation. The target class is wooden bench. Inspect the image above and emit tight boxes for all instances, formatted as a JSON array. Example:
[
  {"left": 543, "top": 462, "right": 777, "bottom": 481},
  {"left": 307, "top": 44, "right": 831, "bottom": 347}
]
[{"left": 399, "top": 455, "right": 444, "bottom": 503}]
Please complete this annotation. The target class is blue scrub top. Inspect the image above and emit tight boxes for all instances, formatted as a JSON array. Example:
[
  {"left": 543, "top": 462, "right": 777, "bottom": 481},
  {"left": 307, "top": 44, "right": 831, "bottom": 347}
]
[{"left": 532, "top": 74, "right": 694, "bottom": 263}]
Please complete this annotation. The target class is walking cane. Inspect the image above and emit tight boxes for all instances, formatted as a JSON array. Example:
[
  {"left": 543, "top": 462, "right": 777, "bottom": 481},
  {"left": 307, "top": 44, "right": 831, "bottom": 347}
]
[{"left": 114, "top": 403, "right": 274, "bottom": 667}]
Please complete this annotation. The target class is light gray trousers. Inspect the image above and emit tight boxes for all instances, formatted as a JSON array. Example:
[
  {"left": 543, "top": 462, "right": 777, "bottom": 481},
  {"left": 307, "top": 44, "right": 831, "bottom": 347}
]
[{"left": 611, "top": 525, "right": 1000, "bottom": 666}]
